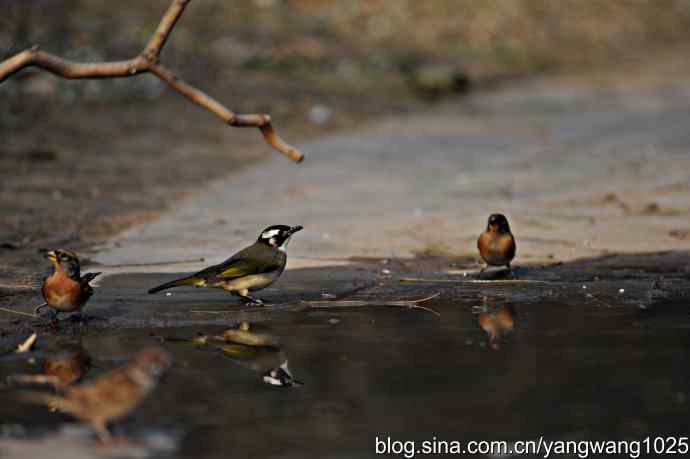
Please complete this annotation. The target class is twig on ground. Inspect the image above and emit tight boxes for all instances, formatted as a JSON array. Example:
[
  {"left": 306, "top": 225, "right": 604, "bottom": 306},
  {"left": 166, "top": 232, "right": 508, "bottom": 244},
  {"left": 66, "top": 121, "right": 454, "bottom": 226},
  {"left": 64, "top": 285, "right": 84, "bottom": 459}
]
[
  {"left": 302, "top": 292, "right": 442, "bottom": 316},
  {"left": 399, "top": 277, "right": 551, "bottom": 284},
  {"left": 0, "top": 307, "right": 40, "bottom": 319},
  {"left": 102, "top": 258, "right": 205, "bottom": 268},
  {"left": 0, "top": 0, "right": 303, "bottom": 162},
  {"left": 15, "top": 333, "right": 38, "bottom": 353},
  {"left": 189, "top": 293, "right": 442, "bottom": 315}
]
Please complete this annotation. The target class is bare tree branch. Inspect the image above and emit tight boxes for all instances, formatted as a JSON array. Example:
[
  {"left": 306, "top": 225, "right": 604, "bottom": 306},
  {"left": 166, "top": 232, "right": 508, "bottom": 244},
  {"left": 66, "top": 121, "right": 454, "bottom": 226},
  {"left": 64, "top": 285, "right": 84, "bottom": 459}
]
[{"left": 0, "top": 0, "right": 303, "bottom": 162}]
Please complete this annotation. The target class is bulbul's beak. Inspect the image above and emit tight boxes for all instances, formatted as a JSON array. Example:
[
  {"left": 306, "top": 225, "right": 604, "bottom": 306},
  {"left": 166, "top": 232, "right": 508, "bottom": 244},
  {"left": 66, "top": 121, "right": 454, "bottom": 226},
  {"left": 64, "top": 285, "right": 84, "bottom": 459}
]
[{"left": 288, "top": 225, "right": 303, "bottom": 235}]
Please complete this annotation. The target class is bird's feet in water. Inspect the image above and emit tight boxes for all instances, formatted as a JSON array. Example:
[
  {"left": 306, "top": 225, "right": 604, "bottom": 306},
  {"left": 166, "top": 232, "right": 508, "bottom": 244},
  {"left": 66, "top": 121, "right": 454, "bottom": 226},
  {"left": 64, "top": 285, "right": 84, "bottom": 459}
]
[
  {"left": 240, "top": 295, "right": 265, "bottom": 306},
  {"left": 34, "top": 312, "right": 61, "bottom": 330}
]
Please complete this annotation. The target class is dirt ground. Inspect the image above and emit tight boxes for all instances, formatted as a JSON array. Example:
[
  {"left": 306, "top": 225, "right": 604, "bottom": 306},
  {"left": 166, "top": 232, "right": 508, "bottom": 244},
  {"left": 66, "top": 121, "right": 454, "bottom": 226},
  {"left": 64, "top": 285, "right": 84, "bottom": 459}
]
[
  {"left": 2, "top": 66, "right": 690, "bottom": 332},
  {"left": 0, "top": 86, "right": 413, "bottom": 318},
  {"left": 3, "top": 0, "right": 690, "bottom": 325}
]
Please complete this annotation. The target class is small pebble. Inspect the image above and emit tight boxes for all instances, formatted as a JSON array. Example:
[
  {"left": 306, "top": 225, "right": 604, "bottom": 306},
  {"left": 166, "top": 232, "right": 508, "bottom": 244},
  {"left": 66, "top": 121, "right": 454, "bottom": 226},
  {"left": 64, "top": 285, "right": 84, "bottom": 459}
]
[
  {"left": 328, "top": 318, "right": 340, "bottom": 325},
  {"left": 165, "top": 292, "right": 172, "bottom": 297},
  {"left": 381, "top": 269, "right": 391, "bottom": 275},
  {"left": 321, "top": 292, "right": 337, "bottom": 299},
  {"left": 582, "top": 285, "right": 587, "bottom": 289},
  {"left": 619, "top": 288, "right": 625, "bottom": 294}
]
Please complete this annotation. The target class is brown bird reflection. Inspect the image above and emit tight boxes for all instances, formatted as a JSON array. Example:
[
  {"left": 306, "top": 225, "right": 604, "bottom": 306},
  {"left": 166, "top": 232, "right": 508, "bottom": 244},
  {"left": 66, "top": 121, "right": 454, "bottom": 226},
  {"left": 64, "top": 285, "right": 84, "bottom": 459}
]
[
  {"left": 7, "top": 343, "right": 92, "bottom": 390},
  {"left": 16, "top": 346, "right": 171, "bottom": 444},
  {"left": 478, "top": 304, "right": 516, "bottom": 350}
]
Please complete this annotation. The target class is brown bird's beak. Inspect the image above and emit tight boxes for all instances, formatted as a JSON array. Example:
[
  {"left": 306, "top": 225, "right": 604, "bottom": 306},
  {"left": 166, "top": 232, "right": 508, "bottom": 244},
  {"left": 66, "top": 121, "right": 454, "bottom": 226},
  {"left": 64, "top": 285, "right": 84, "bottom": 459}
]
[{"left": 45, "top": 250, "right": 58, "bottom": 262}]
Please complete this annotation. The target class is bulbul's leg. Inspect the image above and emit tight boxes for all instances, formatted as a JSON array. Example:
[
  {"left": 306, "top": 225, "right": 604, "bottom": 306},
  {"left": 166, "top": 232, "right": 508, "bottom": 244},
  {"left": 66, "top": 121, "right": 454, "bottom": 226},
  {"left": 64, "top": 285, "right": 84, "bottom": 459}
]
[
  {"left": 478, "top": 263, "right": 488, "bottom": 278},
  {"left": 236, "top": 289, "right": 264, "bottom": 306}
]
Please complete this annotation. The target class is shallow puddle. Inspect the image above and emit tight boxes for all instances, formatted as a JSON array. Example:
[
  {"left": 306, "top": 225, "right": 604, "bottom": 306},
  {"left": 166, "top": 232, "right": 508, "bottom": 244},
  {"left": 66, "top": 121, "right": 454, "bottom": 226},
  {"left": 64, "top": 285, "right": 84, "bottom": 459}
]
[{"left": 2, "top": 291, "right": 689, "bottom": 458}]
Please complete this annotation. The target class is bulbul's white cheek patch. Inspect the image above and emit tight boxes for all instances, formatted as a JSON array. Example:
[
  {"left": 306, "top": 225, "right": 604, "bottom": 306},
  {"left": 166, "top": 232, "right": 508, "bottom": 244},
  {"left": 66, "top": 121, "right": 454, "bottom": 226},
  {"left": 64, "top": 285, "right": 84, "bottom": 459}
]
[{"left": 261, "top": 229, "right": 281, "bottom": 239}]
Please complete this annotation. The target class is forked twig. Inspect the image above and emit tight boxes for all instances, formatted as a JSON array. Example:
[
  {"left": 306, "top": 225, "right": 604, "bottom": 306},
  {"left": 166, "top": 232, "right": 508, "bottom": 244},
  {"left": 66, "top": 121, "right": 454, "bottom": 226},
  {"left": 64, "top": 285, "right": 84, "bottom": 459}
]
[
  {"left": 302, "top": 292, "right": 442, "bottom": 315},
  {"left": 400, "top": 277, "right": 551, "bottom": 284},
  {"left": 0, "top": 0, "right": 303, "bottom": 162},
  {"left": 189, "top": 293, "right": 442, "bottom": 315}
]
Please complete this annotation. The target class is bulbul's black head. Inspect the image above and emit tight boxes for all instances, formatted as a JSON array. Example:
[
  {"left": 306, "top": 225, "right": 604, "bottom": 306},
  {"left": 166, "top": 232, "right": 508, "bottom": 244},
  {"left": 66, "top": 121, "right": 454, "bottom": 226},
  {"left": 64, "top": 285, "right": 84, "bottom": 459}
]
[
  {"left": 257, "top": 225, "right": 303, "bottom": 248},
  {"left": 486, "top": 214, "right": 511, "bottom": 233},
  {"left": 46, "top": 249, "right": 81, "bottom": 278}
]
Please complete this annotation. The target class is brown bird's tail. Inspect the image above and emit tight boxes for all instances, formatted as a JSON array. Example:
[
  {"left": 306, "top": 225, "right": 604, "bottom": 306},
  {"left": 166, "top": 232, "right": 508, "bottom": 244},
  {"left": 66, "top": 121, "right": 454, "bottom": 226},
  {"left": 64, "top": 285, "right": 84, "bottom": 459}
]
[
  {"left": 148, "top": 276, "right": 197, "bottom": 294},
  {"left": 16, "top": 390, "right": 76, "bottom": 413},
  {"left": 81, "top": 272, "right": 101, "bottom": 284}
]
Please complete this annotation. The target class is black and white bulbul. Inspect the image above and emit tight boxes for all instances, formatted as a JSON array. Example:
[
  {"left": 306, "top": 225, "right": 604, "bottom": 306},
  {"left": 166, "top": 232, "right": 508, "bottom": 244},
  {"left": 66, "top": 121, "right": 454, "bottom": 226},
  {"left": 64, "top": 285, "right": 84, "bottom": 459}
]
[{"left": 147, "top": 225, "right": 303, "bottom": 305}]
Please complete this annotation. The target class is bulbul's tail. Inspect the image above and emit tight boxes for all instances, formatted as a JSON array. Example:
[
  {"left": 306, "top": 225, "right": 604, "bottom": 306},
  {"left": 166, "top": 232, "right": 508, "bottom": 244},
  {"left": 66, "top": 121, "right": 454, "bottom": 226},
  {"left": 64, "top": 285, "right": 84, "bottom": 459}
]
[
  {"left": 16, "top": 390, "right": 76, "bottom": 414},
  {"left": 148, "top": 276, "right": 197, "bottom": 294}
]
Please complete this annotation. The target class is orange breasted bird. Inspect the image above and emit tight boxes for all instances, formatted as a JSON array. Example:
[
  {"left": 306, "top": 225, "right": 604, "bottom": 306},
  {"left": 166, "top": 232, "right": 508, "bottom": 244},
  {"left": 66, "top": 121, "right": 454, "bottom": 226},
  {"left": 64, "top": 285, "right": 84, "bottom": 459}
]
[
  {"left": 477, "top": 214, "right": 516, "bottom": 275},
  {"left": 37, "top": 250, "right": 101, "bottom": 317}
]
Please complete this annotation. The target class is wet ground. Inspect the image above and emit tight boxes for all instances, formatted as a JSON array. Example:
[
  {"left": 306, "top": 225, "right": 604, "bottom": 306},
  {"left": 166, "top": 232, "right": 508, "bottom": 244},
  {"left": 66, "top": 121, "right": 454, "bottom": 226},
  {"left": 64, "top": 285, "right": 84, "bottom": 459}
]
[
  {"left": 1, "top": 252, "right": 690, "bottom": 458},
  {"left": 2, "top": 81, "right": 690, "bottom": 457}
]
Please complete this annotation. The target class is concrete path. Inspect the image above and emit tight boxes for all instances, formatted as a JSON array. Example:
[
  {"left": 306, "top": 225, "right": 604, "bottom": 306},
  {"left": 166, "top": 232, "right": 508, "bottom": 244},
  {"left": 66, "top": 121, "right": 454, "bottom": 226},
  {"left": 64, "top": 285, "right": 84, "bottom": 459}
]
[{"left": 94, "top": 80, "right": 690, "bottom": 275}]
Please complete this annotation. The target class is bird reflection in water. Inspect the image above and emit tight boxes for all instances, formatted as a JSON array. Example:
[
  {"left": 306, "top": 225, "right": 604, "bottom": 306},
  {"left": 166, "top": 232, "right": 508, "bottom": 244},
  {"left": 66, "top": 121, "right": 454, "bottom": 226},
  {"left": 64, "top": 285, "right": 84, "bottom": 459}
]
[
  {"left": 477, "top": 303, "right": 516, "bottom": 350},
  {"left": 183, "top": 321, "right": 302, "bottom": 387},
  {"left": 7, "top": 342, "right": 92, "bottom": 390}
]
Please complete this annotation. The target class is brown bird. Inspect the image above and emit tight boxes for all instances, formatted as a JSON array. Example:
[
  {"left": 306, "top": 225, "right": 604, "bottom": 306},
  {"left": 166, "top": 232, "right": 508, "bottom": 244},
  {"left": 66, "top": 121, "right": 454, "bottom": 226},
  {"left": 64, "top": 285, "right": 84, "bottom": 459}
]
[
  {"left": 37, "top": 249, "right": 101, "bottom": 318},
  {"left": 478, "top": 304, "right": 516, "bottom": 349},
  {"left": 17, "top": 346, "right": 171, "bottom": 443},
  {"left": 477, "top": 213, "right": 516, "bottom": 275}
]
